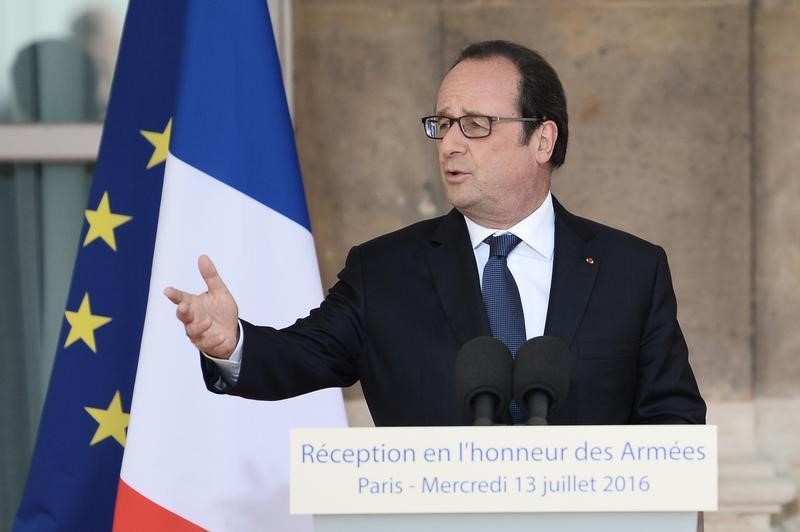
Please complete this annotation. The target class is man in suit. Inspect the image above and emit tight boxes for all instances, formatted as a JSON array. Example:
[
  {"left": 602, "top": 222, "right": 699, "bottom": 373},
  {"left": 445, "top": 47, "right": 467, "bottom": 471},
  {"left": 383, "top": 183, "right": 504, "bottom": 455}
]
[{"left": 165, "top": 40, "right": 705, "bottom": 426}]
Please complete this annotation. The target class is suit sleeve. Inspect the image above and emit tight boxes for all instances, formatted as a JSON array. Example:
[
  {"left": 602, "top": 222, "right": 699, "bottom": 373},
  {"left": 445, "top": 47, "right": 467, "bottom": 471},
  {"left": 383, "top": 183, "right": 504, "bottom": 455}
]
[
  {"left": 200, "top": 246, "right": 366, "bottom": 399},
  {"left": 630, "top": 246, "right": 706, "bottom": 424}
]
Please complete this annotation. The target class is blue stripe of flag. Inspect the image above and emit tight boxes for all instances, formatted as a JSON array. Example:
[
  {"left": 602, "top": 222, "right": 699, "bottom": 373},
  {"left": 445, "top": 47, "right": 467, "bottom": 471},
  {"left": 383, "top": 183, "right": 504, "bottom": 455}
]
[{"left": 170, "top": 0, "right": 311, "bottom": 230}]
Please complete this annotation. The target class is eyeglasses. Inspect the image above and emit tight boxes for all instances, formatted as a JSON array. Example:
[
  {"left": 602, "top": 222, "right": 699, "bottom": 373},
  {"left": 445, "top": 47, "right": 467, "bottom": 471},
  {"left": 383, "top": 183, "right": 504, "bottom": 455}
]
[{"left": 421, "top": 114, "right": 543, "bottom": 140}]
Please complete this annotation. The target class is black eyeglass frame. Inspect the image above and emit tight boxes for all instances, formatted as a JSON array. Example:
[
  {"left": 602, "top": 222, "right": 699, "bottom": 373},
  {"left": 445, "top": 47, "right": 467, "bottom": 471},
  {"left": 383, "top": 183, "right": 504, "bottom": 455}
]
[{"left": 420, "top": 114, "right": 544, "bottom": 140}]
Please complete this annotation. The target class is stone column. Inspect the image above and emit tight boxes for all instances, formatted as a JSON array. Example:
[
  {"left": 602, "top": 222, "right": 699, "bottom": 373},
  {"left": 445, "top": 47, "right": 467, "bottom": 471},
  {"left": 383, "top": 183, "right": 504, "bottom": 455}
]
[{"left": 753, "top": 1, "right": 800, "bottom": 530}]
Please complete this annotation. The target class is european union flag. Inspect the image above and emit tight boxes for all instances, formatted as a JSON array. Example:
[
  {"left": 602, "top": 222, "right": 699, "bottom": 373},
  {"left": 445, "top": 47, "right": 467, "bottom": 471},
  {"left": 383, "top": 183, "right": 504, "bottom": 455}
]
[{"left": 14, "top": 1, "right": 185, "bottom": 530}]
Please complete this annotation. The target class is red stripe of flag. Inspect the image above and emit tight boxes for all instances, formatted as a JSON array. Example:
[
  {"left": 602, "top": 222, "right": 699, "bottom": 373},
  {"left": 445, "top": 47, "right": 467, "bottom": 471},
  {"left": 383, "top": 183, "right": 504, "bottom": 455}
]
[{"left": 114, "top": 479, "right": 205, "bottom": 532}]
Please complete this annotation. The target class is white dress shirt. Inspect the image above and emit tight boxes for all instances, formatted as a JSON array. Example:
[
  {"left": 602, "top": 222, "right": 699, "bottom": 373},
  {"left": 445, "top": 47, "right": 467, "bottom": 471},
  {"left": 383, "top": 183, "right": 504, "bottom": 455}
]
[
  {"left": 207, "top": 192, "right": 556, "bottom": 383},
  {"left": 464, "top": 192, "right": 555, "bottom": 339}
]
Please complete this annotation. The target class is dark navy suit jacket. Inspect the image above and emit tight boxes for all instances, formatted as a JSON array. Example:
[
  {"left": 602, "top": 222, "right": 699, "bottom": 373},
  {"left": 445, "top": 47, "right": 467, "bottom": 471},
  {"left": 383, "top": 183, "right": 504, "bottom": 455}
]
[{"left": 202, "top": 198, "right": 706, "bottom": 426}]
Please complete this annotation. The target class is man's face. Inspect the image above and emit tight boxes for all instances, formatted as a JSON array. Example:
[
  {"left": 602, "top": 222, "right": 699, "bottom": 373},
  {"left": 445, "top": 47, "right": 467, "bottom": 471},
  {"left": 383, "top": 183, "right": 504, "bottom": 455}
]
[{"left": 435, "top": 57, "right": 549, "bottom": 228}]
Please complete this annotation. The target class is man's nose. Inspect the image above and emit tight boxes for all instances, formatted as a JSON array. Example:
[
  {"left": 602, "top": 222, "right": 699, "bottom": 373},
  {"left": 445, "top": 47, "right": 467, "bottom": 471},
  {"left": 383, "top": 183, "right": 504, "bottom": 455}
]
[{"left": 439, "top": 123, "right": 468, "bottom": 157}]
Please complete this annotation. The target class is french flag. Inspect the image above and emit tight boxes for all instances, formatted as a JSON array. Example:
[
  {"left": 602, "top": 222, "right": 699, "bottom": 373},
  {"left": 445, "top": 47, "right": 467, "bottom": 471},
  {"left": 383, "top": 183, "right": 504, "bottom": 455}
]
[{"left": 15, "top": 1, "right": 346, "bottom": 531}]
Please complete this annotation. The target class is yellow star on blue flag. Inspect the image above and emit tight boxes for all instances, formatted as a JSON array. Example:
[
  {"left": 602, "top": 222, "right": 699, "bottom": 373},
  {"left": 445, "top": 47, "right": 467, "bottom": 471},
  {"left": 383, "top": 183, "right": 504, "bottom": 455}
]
[
  {"left": 84, "top": 191, "right": 133, "bottom": 251},
  {"left": 85, "top": 391, "right": 130, "bottom": 447},
  {"left": 140, "top": 118, "right": 172, "bottom": 169},
  {"left": 64, "top": 293, "right": 112, "bottom": 353}
]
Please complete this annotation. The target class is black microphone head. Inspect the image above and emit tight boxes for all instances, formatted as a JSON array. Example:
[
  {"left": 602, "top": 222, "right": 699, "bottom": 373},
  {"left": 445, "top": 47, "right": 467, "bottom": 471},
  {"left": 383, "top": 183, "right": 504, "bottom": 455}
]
[
  {"left": 455, "top": 336, "right": 513, "bottom": 421},
  {"left": 513, "top": 336, "right": 571, "bottom": 414}
]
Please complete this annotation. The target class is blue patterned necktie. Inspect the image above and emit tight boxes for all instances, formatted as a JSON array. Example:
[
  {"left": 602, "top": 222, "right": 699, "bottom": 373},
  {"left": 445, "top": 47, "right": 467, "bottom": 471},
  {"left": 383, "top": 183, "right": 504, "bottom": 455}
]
[{"left": 482, "top": 233, "right": 526, "bottom": 424}]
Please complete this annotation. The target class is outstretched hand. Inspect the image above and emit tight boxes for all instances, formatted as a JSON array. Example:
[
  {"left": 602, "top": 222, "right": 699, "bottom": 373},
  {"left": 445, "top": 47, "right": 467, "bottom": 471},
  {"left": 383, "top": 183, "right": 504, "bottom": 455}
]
[{"left": 164, "top": 255, "right": 240, "bottom": 359}]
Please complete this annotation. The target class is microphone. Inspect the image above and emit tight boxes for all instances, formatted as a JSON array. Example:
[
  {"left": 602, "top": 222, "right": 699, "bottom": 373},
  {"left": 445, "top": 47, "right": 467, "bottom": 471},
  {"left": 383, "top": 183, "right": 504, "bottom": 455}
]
[
  {"left": 455, "top": 337, "right": 513, "bottom": 426},
  {"left": 513, "top": 336, "right": 571, "bottom": 425}
]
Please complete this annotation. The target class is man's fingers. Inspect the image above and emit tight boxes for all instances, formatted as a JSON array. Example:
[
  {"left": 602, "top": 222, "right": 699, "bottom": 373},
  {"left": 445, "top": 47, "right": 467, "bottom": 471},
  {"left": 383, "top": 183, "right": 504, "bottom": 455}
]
[
  {"left": 164, "top": 286, "right": 185, "bottom": 305},
  {"left": 185, "top": 318, "right": 212, "bottom": 339},
  {"left": 176, "top": 301, "right": 194, "bottom": 324},
  {"left": 198, "top": 255, "right": 229, "bottom": 294},
  {"left": 166, "top": 257, "right": 237, "bottom": 355}
]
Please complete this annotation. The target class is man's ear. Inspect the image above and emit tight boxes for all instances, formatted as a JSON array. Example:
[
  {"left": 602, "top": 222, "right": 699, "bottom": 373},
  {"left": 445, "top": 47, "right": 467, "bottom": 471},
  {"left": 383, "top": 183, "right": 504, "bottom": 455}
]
[{"left": 532, "top": 120, "right": 558, "bottom": 165}]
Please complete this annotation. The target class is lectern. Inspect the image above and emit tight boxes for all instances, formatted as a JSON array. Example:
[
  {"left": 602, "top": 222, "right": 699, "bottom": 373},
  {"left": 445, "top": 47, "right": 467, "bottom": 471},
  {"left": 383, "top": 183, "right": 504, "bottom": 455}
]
[{"left": 291, "top": 425, "right": 715, "bottom": 532}]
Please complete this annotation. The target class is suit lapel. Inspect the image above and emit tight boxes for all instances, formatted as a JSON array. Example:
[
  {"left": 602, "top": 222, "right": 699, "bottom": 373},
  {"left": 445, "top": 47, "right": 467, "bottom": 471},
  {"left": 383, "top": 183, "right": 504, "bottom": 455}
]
[
  {"left": 544, "top": 198, "right": 600, "bottom": 347},
  {"left": 424, "top": 209, "right": 489, "bottom": 346},
  {"left": 424, "top": 200, "right": 599, "bottom": 350}
]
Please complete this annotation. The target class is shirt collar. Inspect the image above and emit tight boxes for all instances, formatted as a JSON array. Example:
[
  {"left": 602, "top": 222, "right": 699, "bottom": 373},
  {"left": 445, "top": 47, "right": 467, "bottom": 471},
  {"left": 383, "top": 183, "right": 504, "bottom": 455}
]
[{"left": 463, "top": 192, "right": 555, "bottom": 260}]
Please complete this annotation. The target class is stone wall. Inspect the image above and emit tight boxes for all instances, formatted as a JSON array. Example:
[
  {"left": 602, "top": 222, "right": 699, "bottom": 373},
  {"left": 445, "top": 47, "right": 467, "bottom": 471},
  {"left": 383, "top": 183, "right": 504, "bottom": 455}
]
[{"left": 293, "top": 1, "right": 800, "bottom": 529}]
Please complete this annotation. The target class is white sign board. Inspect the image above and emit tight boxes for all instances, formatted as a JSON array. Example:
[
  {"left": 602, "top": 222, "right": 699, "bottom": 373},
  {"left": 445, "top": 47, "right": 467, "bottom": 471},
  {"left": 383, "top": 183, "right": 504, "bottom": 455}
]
[{"left": 290, "top": 425, "right": 717, "bottom": 514}]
